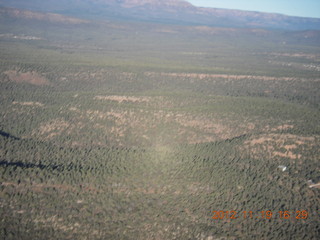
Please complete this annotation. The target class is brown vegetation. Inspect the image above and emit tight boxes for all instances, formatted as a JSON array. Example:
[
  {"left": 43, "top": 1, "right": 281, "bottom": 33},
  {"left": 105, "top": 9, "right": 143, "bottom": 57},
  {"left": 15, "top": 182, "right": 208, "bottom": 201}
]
[
  {"left": 242, "top": 134, "right": 316, "bottom": 160},
  {"left": 0, "top": 8, "right": 89, "bottom": 24},
  {"left": 12, "top": 101, "right": 44, "bottom": 107},
  {"left": 4, "top": 70, "right": 49, "bottom": 85},
  {"left": 144, "top": 72, "right": 298, "bottom": 81}
]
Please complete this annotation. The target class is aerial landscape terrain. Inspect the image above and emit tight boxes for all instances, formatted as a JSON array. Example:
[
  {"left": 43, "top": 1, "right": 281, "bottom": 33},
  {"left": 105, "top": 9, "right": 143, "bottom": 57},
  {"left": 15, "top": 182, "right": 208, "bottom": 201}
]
[{"left": 0, "top": 0, "right": 319, "bottom": 239}]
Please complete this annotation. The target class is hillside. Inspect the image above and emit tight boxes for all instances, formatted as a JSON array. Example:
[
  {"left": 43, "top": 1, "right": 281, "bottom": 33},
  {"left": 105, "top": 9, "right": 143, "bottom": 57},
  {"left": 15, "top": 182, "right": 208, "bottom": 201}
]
[
  {"left": 0, "top": 7, "right": 90, "bottom": 24},
  {"left": 0, "top": 1, "right": 320, "bottom": 240},
  {"left": 0, "top": 0, "right": 320, "bottom": 30}
]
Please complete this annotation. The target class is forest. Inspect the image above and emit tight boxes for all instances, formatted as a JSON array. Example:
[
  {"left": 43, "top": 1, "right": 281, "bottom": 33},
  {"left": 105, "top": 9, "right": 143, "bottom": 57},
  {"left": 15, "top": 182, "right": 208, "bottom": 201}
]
[{"left": 0, "top": 4, "right": 320, "bottom": 240}]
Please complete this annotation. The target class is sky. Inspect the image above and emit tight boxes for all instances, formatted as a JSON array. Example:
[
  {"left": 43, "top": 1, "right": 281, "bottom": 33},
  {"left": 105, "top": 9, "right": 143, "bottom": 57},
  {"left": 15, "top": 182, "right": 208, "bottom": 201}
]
[{"left": 187, "top": 0, "right": 320, "bottom": 18}]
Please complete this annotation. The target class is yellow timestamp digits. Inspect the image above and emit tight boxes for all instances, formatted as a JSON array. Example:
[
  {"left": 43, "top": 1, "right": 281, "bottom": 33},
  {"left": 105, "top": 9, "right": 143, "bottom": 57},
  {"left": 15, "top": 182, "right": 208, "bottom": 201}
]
[{"left": 212, "top": 210, "right": 308, "bottom": 220}]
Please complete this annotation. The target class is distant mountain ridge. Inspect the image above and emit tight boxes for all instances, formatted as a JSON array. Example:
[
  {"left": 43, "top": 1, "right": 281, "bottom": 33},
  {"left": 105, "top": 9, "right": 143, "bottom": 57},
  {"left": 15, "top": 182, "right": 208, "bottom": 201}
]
[
  {"left": 0, "top": 7, "right": 89, "bottom": 24},
  {"left": 0, "top": 0, "right": 320, "bottom": 30}
]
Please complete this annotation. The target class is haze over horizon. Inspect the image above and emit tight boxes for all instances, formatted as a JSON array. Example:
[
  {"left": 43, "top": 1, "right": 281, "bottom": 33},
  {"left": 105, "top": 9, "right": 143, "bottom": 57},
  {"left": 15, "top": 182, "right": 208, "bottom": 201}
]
[{"left": 187, "top": 0, "right": 320, "bottom": 18}]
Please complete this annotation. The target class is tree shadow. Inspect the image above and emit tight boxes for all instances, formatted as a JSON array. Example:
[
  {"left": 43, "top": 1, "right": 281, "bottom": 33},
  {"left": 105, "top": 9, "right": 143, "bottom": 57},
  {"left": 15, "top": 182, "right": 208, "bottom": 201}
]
[
  {"left": 0, "top": 130, "right": 20, "bottom": 140},
  {"left": 0, "top": 160, "right": 63, "bottom": 171}
]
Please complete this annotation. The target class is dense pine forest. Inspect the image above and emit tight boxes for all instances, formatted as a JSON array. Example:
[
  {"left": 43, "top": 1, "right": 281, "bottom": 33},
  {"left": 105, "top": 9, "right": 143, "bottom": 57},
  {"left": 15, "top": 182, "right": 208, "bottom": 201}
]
[{"left": 0, "top": 2, "right": 320, "bottom": 239}]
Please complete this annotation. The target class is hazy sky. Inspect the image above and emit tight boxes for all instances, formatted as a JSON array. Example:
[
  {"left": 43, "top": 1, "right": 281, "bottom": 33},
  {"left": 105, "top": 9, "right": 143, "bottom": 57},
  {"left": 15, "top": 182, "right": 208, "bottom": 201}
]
[{"left": 187, "top": 0, "right": 320, "bottom": 18}]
